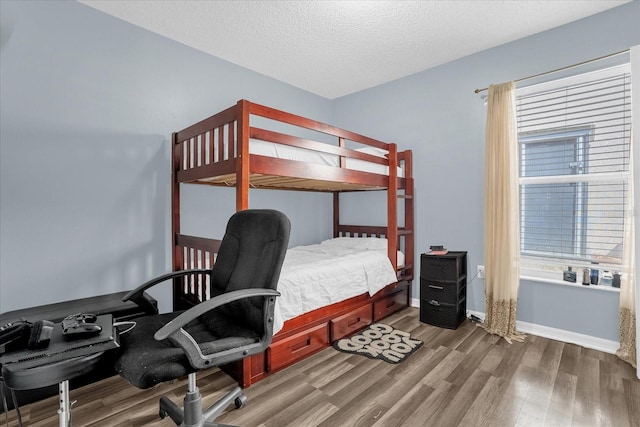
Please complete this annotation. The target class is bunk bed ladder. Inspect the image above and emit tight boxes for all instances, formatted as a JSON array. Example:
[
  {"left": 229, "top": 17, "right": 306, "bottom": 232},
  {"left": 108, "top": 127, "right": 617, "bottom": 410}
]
[
  {"left": 331, "top": 147, "right": 414, "bottom": 283},
  {"left": 398, "top": 150, "right": 414, "bottom": 282},
  {"left": 385, "top": 144, "right": 414, "bottom": 282}
]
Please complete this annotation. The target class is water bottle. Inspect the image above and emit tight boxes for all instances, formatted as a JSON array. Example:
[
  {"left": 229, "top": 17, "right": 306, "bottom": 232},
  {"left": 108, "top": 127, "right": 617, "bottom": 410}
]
[{"left": 601, "top": 270, "right": 613, "bottom": 286}]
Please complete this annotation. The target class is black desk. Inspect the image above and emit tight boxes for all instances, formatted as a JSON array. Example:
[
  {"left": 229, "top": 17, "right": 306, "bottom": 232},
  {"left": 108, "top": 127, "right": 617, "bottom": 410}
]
[{"left": 0, "top": 315, "right": 119, "bottom": 426}]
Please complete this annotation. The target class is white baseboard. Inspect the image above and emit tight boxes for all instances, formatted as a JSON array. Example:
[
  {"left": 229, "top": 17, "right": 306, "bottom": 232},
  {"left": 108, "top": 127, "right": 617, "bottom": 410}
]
[
  {"left": 467, "top": 310, "right": 619, "bottom": 354},
  {"left": 410, "top": 299, "right": 618, "bottom": 354}
]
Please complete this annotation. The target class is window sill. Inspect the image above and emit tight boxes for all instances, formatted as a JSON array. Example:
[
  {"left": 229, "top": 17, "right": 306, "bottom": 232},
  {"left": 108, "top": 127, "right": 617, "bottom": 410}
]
[{"left": 520, "top": 274, "right": 620, "bottom": 293}]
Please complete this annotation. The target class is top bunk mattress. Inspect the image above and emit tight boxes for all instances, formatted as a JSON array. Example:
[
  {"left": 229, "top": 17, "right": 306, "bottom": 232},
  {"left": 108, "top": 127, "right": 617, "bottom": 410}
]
[{"left": 249, "top": 139, "right": 405, "bottom": 178}]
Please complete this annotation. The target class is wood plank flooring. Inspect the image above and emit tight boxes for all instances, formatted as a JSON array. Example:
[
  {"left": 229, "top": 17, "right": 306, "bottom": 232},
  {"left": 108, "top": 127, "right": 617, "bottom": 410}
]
[{"left": 5, "top": 308, "right": 639, "bottom": 427}]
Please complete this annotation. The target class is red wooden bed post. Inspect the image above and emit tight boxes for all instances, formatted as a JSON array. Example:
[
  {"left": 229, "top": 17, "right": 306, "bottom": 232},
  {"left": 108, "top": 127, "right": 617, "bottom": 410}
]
[
  {"left": 387, "top": 143, "right": 398, "bottom": 270},
  {"left": 333, "top": 192, "right": 340, "bottom": 238},
  {"left": 403, "top": 150, "right": 414, "bottom": 281},
  {"left": 236, "top": 100, "right": 250, "bottom": 211},
  {"left": 171, "top": 131, "right": 183, "bottom": 310},
  {"left": 334, "top": 136, "right": 346, "bottom": 238}
]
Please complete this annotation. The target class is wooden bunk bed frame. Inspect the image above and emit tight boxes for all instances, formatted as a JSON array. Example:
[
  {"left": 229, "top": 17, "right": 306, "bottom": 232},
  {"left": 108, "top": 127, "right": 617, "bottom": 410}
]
[{"left": 171, "top": 99, "right": 414, "bottom": 387}]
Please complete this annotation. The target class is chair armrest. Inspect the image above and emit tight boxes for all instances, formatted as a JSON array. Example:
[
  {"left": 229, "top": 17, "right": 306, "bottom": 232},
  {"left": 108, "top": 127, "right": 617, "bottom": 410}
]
[
  {"left": 123, "top": 269, "right": 211, "bottom": 315},
  {"left": 154, "top": 289, "right": 281, "bottom": 340},
  {"left": 154, "top": 289, "right": 280, "bottom": 370}
]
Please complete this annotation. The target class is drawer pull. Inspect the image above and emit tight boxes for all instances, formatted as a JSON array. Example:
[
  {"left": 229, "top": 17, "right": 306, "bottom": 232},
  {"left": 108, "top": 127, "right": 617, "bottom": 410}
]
[
  {"left": 428, "top": 284, "right": 444, "bottom": 290},
  {"left": 291, "top": 338, "right": 311, "bottom": 352},
  {"left": 386, "top": 300, "right": 396, "bottom": 308},
  {"left": 347, "top": 316, "right": 361, "bottom": 327},
  {"left": 429, "top": 300, "right": 440, "bottom": 306}
]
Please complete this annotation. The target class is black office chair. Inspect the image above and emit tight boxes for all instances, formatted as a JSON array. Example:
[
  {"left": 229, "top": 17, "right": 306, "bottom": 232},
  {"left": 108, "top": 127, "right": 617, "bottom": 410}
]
[{"left": 114, "top": 209, "right": 290, "bottom": 427}]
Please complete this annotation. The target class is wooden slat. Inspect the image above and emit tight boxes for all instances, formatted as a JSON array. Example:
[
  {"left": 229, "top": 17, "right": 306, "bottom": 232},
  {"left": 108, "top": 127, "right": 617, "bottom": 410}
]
[
  {"left": 207, "top": 129, "right": 214, "bottom": 165},
  {"left": 228, "top": 122, "right": 235, "bottom": 160},
  {"left": 217, "top": 126, "right": 224, "bottom": 162},
  {"left": 186, "top": 138, "right": 192, "bottom": 170}
]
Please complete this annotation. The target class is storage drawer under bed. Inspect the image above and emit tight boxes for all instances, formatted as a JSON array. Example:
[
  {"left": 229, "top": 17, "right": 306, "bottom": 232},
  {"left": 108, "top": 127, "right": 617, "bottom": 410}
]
[
  {"left": 267, "top": 323, "right": 329, "bottom": 371},
  {"left": 330, "top": 304, "right": 373, "bottom": 340},
  {"left": 373, "top": 286, "right": 408, "bottom": 321}
]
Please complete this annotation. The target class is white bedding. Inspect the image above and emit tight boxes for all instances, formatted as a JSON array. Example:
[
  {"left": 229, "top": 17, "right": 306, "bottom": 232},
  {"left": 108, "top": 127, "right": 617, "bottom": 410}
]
[
  {"left": 249, "top": 139, "right": 405, "bottom": 178},
  {"left": 273, "top": 238, "right": 400, "bottom": 335}
]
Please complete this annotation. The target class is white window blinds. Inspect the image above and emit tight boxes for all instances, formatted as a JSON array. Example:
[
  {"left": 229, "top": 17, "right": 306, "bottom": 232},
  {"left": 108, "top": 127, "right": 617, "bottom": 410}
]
[{"left": 516, "top": 64, "right": 631, "bottom": 268}]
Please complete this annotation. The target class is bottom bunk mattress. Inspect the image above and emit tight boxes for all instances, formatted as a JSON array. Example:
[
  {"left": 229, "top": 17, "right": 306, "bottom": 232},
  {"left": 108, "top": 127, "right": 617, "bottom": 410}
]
[{"left": 273, "top": 237, "right": 401, "bottom": 334}]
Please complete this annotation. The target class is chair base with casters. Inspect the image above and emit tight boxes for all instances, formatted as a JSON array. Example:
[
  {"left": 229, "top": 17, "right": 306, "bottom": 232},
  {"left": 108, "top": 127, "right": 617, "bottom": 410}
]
[{"left": 158, "top": 372, "right": 245, "bottom": 427}]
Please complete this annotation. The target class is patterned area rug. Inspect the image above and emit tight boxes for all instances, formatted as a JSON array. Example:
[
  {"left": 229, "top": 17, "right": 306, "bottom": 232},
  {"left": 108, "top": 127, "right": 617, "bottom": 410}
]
[{"left": 332, "top": 323, "right": 423, "bottom": 364}]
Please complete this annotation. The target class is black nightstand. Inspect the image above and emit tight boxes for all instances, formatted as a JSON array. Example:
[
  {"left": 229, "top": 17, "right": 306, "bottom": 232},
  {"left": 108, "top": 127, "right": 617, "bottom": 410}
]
[{"left": 419, "top": 251, "right": 467, "bottom": 329}]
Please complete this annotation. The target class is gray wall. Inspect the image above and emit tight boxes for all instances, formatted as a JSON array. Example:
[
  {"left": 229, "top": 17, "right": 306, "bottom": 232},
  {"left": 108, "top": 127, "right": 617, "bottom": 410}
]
[
  {"left": 1, "top": 0, "right": 638, "bottom": 343},
  {"left": 0, "top": 0, "right": 332, "bottom": 313},
  {"left": 333, "top": 1, "right": 640, "bottom": 341}
]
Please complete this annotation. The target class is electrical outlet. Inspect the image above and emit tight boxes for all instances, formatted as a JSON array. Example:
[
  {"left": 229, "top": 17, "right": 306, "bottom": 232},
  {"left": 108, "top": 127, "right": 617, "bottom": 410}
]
[{"left": 477, "top": 265, "right": 485, "bottom": 279}]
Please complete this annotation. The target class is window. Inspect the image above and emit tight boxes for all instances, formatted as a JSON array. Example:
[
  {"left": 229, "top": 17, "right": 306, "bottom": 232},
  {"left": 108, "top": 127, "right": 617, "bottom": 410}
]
[
  {"left": 520, "top": 128, "right": 590, "bottom": 257},
  {"left": 516, "top": 63, "right": 631, "bottom": 277}
]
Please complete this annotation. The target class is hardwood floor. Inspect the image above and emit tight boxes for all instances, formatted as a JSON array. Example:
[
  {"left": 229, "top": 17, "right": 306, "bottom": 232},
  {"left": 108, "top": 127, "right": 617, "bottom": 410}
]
[{"left": 5, "top": 308, "right": 639, "bottom": 427}]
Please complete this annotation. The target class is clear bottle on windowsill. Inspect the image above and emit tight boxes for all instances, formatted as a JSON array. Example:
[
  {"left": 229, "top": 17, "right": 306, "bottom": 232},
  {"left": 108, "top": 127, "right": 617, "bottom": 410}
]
[{"left": 601, "top": 270, "right": 613, "bottom": 286}]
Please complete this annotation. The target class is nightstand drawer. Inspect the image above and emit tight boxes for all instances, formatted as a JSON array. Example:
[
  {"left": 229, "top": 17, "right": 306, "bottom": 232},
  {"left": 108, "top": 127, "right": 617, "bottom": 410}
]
[
  {"left": 420, "top": 298, "right": 466, "bottom": 329},
  {"left": 420, "top": 279, "right": 463, "bottom": 305},
  {"left": 420, "top": 252, "right": 467, "bottom": 281}
]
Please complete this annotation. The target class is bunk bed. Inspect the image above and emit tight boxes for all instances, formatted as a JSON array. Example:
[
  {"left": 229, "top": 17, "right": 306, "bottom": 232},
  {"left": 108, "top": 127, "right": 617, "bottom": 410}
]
[{"left": 171, "top": 99, "right": 414, "bottom": 387}]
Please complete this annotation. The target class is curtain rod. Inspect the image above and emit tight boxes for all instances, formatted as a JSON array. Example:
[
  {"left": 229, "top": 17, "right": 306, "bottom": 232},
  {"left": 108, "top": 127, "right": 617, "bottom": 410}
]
[{"left": 473, "top": 49, "right": 629, "bottom": 94}]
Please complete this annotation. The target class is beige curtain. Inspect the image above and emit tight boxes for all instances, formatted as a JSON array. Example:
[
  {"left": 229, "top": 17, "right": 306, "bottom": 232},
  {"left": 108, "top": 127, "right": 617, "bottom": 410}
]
[
  {"left": 481, "top": 82, "right": 525, "bottom": 343},
  {"left": 617, "top": 133, "right": 636, "bottom": 369}
]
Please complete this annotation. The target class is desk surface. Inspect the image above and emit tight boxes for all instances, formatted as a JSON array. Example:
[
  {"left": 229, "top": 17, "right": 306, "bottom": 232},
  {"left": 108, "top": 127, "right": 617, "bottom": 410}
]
[{"left": 0, "top": 314, "right": 119, "bottom": 369}]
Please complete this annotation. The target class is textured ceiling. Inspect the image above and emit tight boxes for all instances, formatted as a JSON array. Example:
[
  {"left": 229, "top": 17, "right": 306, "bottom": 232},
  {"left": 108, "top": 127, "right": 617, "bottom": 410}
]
[{"left": 78, "top": 0, "right": 630, "bottom": 99}]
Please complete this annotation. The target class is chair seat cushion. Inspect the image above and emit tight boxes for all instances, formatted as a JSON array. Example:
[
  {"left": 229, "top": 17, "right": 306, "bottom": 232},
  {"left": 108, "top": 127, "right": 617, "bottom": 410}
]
[{"left": 114, "top": 312, "right": 258, "bottom": 389}]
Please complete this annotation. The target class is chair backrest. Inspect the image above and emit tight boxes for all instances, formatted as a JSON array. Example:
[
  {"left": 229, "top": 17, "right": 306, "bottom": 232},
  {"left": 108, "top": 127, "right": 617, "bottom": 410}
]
[{"left": 208, "top": 209, "right": 290, "bottom": 335}]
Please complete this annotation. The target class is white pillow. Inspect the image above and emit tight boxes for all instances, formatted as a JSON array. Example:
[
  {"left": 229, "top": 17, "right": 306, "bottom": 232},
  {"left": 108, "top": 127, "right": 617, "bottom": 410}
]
[{"left": 321, "top": 237, "right": 405, "bottom": 268}]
